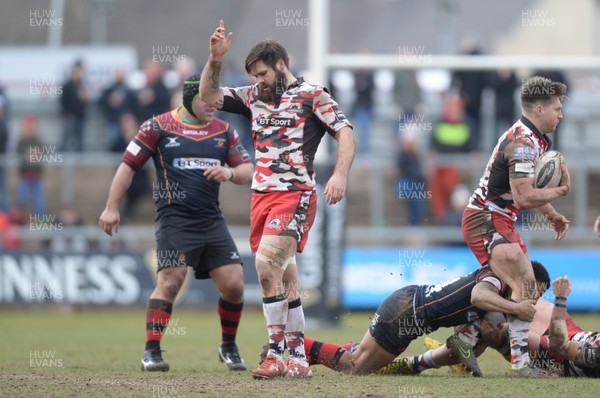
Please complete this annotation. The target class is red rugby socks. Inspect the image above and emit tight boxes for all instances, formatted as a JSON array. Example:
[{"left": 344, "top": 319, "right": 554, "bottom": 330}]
[
  {"left": 145, "top": 298, "right": 173, "bottom": 351},
  {"left": 217, "top": 298, "right": 243, "bottom": 345}
]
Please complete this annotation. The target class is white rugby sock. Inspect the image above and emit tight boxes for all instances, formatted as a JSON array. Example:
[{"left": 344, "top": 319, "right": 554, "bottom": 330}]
[
  {"left": 413, "top": 350, "right": 439, "bottom": 372},
  {"left": 507, "top": 314, "right": 531, "bottom": 369},
  {"left": 263, "top": 295, "right": 288, "bottom": 360},
  {"left": 456, "top": 320, "right": 481, "bottom": 347},
  {"left": 285, "top": 298, "right": 308, "bottom": 365}
]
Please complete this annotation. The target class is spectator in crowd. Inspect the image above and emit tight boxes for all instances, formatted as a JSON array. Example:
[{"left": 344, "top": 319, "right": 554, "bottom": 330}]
[
  {"left": 393, "top": 68, "right": 422, "bottom": 157},
  {"left": 0, "top": 85, "right": 9, "bottom": 211},
  {"left": 60, "top": 60, "right": 88, "bottom": 152},
  {"left": 396, "top": 122, "right": 427, "bottom": 226},
  {"left": 351, "top": 68, "right": 375, "bottom": 158},
  {"left": 99, "top": 66, "right": 137, "bottom": 151},
  {"left": 440, "top": 184, "right": 470, "bottom": 227},
  {"left": 135, "top": 61, "right": 171, "bottom": 122},
  {"left": 16, "top": 115, "right": 45, "bottom": 216},
  {"left": 0, "top": 207, "right": 25, "bottom": 250},
  {"left": 490, "top": 69, "right": 519, "bottom": 141},
  {"left": 393, "top": 68, "right": 421, "bottom": 117},
  {"left": 451, "top": 39, "right": 488, "bottom": 152},
  {"left": 531, "top": 69, "right": 569, "bottom": 151},
  {"left": 429, "top": 95, "right": 473, "bottom": 224},
  {"left": 48, "top": 204, "right": 89, "bottom": 253}
]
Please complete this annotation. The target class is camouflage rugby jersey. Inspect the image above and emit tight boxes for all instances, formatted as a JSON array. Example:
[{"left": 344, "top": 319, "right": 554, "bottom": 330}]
[
  {"left": 222, "top": 77, "right": 352, "bottom": 192},
  {"left": 467, "top": 116, "right": 551, "bottom": 220}
]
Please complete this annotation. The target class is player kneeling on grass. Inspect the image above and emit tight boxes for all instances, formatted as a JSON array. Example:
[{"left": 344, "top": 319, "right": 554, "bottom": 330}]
[
  {"left": 296, "top": 262, "right": 549, "bottom": 376},
  {"left": 99, "top": 75, "right": 254, "bottom": 372}
]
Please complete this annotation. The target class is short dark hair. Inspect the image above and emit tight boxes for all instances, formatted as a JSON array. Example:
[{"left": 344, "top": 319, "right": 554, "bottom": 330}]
[
  {"left": 245, "top": 40, "right": 289, "bottom": 74},
  {"left": 521, "top": 76, "right": 567, "bottom": 110},
  {"left": 531, "top": 260, "right": 551, "bottom": 293}
]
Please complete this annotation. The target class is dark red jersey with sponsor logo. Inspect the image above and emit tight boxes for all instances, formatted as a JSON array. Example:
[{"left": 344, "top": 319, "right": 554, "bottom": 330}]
[
  {"left": 222, "top": 77, "right": 352, "bottom": 192},
  {"left": 467, "top": 116, "right": 551, "bottom": 221},
  {"left": 122, "top": 107, "right": 252, "bottom": 218}
]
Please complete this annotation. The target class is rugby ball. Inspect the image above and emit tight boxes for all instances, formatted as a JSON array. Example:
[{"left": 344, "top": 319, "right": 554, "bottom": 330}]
[{"left": 534, "top": 150, "right": 563, "bottom": 189}]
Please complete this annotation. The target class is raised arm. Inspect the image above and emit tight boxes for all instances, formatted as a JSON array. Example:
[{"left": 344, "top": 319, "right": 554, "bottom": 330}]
[
  {"left": 199, "top": 20, "right": 232, "bottom": 109},
  {"left": 548, "top": 276, "right": 579, "bottom": 359}
]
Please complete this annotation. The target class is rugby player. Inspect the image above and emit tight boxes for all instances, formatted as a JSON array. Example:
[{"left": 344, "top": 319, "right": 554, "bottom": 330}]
[
  {"left": 461, "top": 76, "right": 570, "bottom": 374},
  {"left": 542, "top": 276, "right": 600, "bottom": 376},
  {"left": 398, "top": 276, "right": 600, "bottom": 378},
  {"left": 292, "top": 262, "right": 549, "bottom": 375},
  {"left": 99, "top": 75, "right": 254, "bottom": 372},
  {"left": 200, "top": 20, "right": 356, "bottom": 379}
]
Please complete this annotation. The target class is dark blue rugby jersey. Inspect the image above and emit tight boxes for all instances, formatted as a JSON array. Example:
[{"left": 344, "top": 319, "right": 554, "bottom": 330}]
[
  {"left": 414, "top": 267, "right": 507, "bottom": 329},
  {"left": 122, "top": 107, "right": 252, "bottom": 218}
]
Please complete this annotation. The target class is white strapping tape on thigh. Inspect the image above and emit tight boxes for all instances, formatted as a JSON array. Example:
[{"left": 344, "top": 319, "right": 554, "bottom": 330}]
[{"left": 256, "top": 242, "right": 293, "bottom": 270}]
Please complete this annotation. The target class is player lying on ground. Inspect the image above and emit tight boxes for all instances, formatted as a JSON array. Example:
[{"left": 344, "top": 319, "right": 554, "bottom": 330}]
[
  {"left": 396, "top": 275, "right": 600, "bottom": 378},
  {"left": 291, "top": 262, "right": 549, "bottom": 375},
  {"left": 543, "top": 276, "right": 600, "bottom": 376}
]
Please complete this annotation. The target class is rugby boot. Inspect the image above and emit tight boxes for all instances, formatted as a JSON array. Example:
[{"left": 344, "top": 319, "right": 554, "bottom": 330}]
[
  {"left": 218, "top": 342, "right": 247, "bottom": 371},
  {"left": 510, "top": 363, "right": 546, "bottom": 378},
  {"left": 141, "top": 349, "right": 170, "bottom": 372},
  {"left": 251, "top": 353, "right": 287, "bottom": 379},
  {"left": 377, "top": 357, "right": 421, "bottom": 375},
  {"left": 424, "top": 336, "right": 469, "bottom": 374},
  {"left": 284, "top": 359, "right": 313, "bottom": 378},
  {"left": 446, "top": 333, "right": 482, "bottom": 377}
]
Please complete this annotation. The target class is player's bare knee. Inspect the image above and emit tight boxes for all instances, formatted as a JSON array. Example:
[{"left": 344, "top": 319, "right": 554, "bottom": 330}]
[
  {"left": 222, "top": 280, "right": 244, "bottom": 301},
  {"left": 222, "top": 292, "right": 243, "bottom": 304},
  {"left": 158, "top": 279, "right": 183, "bottom": 300},
  {"left": 257, "top": 274, "right": 274, "bottom": 292}
]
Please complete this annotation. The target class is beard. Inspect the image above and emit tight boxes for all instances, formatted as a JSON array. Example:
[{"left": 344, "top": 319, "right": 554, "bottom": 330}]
[{"left": 256, "top": 69, "right": 287, "bottom": 103}]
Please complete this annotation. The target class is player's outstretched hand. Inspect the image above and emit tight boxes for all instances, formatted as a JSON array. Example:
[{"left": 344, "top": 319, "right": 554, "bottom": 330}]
[
  {"left": 552, "top": 276, "right": 572, "bottom": 298},
  {"left": 204, "top": 165, "right": 232, "bottom": 183},
  {"left": 99, "top": 208, "right": 120, "bottom": 236},
  {"left": 514, "top": 299, "right": 536, "bottom": 322},
  {"left": 594, "top": 215, "right": 600, "bottom": 237},
  {"left": 323, "top": 172, "right": 347, "bottom": 205},
  {"left": 549, "top": 213, "right": 570, "bottom": 240},
  {"left": 210, "top": 20, "right": 233, "bottom": 60}
]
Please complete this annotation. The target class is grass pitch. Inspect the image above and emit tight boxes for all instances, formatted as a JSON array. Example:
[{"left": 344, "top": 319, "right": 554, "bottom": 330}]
[{"left": 1, "top": 308, "right": 599, "bottom": 397}]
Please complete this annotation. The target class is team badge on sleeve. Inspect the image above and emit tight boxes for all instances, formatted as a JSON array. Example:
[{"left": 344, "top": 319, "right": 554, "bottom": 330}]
[
  {"left": 513, "top": 145, "right": 537, "bottom": 161},
  {"left": 139, "top": 120, "right": 152, "bottom": 136}
]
